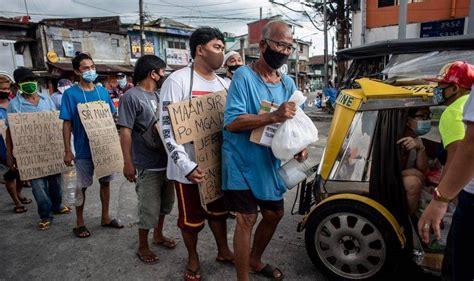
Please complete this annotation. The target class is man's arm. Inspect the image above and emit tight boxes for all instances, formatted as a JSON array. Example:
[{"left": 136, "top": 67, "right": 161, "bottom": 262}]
[
  {"left": 119, "top": 127, "right": 136, "bottom": 182},
  {"left": 5, "top": 128, "right": 15, "bottom": 169},
  {"left": 63, "top": 120, "right": 74, "bottom": 166}
]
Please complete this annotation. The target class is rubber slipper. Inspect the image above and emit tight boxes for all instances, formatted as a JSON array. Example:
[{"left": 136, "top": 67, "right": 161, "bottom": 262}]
[
  {"left": 53, "top": 206, "right": 72, "bottom": 215},
  {"left": 153, "top": 238, "right": 177, "bottom": 249},
  {"left": 184, "top": 267, "right": 201, "bottom": 281},
  {"left": 136, "top": 252, "right": 159, "bottom": 265},
  {"left": 38, "top": 220, "right": 50, "bottom": 231},
  {"left": 73, "top": 225, "right": 91, "bottom": 238},
  {"left": 101, "top": 218, "right": 124, "bottom": 229},
  {"left": 252, "top": 264, "right": 284, "bottom": 280},
  {"left": 13, "top": 206, "right": 27, "bottom": 213}
]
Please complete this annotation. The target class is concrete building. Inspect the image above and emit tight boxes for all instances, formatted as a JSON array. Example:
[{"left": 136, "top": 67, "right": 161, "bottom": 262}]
[
  {"left": 308, "top": 55, "right": 336, "bottom": 90},
  {"left": 352, "top": 0, "right": 472, "bottom": 47}
]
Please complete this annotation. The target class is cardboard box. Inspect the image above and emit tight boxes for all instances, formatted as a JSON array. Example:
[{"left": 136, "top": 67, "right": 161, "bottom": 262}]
[{"left": 250, "top": 100, "right": 280, "bottom": 147}]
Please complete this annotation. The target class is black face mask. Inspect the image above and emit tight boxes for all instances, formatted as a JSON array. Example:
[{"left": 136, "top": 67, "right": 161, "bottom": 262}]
[
  {"left": 155, "top": 74, "right": 167, "bottom": 90},
  {"left": 0, "top": 90, "right": 9, "bottom": 100},
  {"left": 263, "top": 45, "right": 289, "bottom": 69},
  {"left": 228, "top": 64, "right": 242, "bottom": 74}
]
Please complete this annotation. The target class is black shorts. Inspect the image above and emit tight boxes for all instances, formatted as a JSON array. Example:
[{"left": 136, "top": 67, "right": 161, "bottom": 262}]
[{"left": 224, "top": 190, "right": 284, "bottom": 214}]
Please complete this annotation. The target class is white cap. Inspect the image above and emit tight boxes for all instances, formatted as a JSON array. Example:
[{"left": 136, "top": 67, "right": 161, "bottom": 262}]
[{"left": 223, "top": 51, "right": 240, "bottom": 67}]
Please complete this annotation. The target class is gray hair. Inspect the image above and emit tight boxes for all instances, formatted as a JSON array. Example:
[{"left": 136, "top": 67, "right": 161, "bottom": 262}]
[{"left": 261, "top": 20, "right": 292, "bottom": 40}]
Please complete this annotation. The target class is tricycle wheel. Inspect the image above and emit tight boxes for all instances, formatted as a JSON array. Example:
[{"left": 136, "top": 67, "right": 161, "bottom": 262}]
[{"left": 305, "top": 199, "right": 402, "bottom": 280}]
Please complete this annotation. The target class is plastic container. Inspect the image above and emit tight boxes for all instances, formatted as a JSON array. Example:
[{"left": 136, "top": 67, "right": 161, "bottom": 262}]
[
  {"left": 116, "top": 180, "right": 139, "bottom": 227},
  {"left": 62, "top": 170, "right": 83, "bottom": 206},
  {"left": 278, "top": 157, "right": 319, "bottom": 190}
]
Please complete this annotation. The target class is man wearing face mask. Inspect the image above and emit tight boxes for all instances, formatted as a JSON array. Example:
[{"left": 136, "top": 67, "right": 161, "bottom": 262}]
[
  {"left": 6, "top": 67, "right": 71, "bottom": 230},
  {"left": 422, "top": 61, "right": 474, "bottom": 280},
  {"left": 60, "top": 53, "right": 123, "bottom": 238},
  {"left": 223, "top": 21, "right": 307, "bottom": 281},
  {"left": 397, "top": 107, "right": 431, "bottom": 214},
  {"left": 118, "top": 55, "right": 176, "bottom": 265},
  {"left": 109, "top": 72, "right": 133, "bottom": 99},
  {"left": 159, "top": 27, "right": 233, "bottom": 281},
  {"left": 223, "top": 51, "right": 244, "bottom": 86},
  {"left": 51, "top": 78, "right": 72, "bottom": 110}
]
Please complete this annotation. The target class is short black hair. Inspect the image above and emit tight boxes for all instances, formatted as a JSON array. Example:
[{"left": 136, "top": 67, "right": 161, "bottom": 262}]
[
  {"left": 133, "top": 55, "right": 166, "bottom": 85},
  {"left": 72, "top": 52, "right": 94, "bottom": 71},
  {"left": 189, "top": 27, "right": 224, "bottom": 59},
  {"left": 408, "top": 106, "right": 429, "bottom": 118}
]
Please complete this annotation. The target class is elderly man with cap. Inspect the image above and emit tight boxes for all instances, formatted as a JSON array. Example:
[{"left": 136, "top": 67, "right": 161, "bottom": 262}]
[
  {"left": 223, "top": 51, "right": 244, "bottom": 86},
  {"left": 6, "top": 67, "right": 71, "bottom": 230},
  {"left": 109, "top": 72, "right": 133, "bottom": 99},
  {"left": 419, "top": 61, "right": 474, "bottom": 281},
  {"left": 51, "top": 78, "right": 73, "bottom": 110}
]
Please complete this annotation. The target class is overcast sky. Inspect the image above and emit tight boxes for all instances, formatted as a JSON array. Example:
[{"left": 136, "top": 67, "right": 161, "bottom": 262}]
[{"left": 0, "top": 0, "right": 336, "bottom": 56}]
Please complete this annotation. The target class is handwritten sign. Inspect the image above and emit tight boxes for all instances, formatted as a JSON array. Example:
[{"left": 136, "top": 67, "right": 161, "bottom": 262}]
[
  {"left": 198, "top": 164, "right": 222, "bottom": 205},
  {"left": 8, "top": 112, "right": 70, "bottom": 180},
  {"left": 167, "top": 90, "right": 226, "bottom": 145},
  {"left": 78, "top": 102, "right": 123, "bottom": 179},
  {"left": 194, "top": 132, "right": 222, "bottom": 170}
]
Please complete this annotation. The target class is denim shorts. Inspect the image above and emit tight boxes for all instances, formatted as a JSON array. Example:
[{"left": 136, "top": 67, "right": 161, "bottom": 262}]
[
  {"left": 75, "top": 158, "right": 114, "bottom": 188},
  {"left": 136, "top": 169, "right": 175, "bottom": 229}
]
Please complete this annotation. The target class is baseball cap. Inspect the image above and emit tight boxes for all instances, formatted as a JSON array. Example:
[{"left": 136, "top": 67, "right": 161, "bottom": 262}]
[
  {"left": 57, "top": 78, "right": 73, "bottom": 87},
  {"left": 223, "top": 51, "right": 239, "bottom": 67},
  {"left": 426, "top": 61, "right": 474, "bottom": 89},
  {"left": 117, "top": 72, "right": 126, "bottom": 78},
  {"left": 13, "top": 67, "right": 38, "bottom": 83}
]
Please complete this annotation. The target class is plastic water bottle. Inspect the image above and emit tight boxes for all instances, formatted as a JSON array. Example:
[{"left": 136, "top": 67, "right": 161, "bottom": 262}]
[
  {"left": 62, "top": 170, "right": 84, "bottom": 207},
  {"left": 116, "top": 180, "right": 139, "bottom": 227},
  {"left": 277, "top": 156, "right": 319, "bottom": 190}
]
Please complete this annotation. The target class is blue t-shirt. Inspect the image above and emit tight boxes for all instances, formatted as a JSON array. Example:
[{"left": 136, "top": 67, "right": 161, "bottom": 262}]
[
  {"left": 59, "top": 85, "right": 116, "bottom": 160},
  {"left": 0, "top": 107, "right": 7, "bottom": 161},
  {"left": 222, "top": 65, "right": 296, "bottom": 201}
]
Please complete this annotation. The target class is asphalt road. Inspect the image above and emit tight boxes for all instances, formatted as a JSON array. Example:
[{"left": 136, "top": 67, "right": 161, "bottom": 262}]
[{"left": 0, "top": 110, "right": 331, "bottom": 281}]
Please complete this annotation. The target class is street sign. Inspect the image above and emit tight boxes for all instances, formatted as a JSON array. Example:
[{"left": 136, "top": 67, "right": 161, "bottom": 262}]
[
  {"left": 224, "top": 37, "right": 235, "bottom": 42},
  {"left": 420, "top": 18, "right": 465, "bottom": 38}
]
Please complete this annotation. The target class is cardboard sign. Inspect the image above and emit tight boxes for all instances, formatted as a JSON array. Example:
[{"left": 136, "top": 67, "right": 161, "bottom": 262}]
[
  {"left": 167, "top": 90, "right": 226, "bottom": 145},
  {"left": 250, "top": 100, "right": 280, "bottom": 147},
  {"left": 193, "top": 132, "right": 222, "bottom": 170},
  {"left": 78, "top": 102, "right": 123, "bottom": 179},
  {"left": 198, "top": 164, "right": 222, "bottom": 205},
  {"left": 0, "top": 120, "right": 6, "bottom": 143},
  {"left": 8, "top": 112, "right": 70, "bottom": 180}
]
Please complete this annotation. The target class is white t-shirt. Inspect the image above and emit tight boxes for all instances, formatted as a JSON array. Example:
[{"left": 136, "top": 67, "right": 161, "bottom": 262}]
[
  {"left": 462, "top": 88, "right": 474, "bottom": 194},
  {"left": 159, "top": 65, "right": 228, "bottom": 184}
]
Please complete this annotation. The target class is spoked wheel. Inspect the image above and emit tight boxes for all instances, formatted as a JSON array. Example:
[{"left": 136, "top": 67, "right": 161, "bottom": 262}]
[{"left": 305, "top": 199, "right": 401, "bottom": 280}]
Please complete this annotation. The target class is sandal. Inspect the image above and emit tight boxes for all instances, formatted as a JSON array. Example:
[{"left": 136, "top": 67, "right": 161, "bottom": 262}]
[
  {"left": 184, "top": 267, "right": 201, "bottom": 281},
  {"left": 38, "top": 220, "right": 50, "bottom": 231},
  {"left": 153, "top": 238, "right": 178, "bottom": 249},
  {"left": 13, "top": 206, "right": 27, "bottom": 213},
  {"left": 19, "top": 197, "right": 32, "bottom": 204},
  {"left": 101, "top": 218, "right": 124, "bottom": 229},
  {"left": 73, "top": 225, "right": 91, "bottom": 238},
  {"left": 136, "top": 252, "right": 159, "bottom": 265},
  {"left": 53, "top": 206, "right": 72, "bottom": 215},
  {"left": 252, "top": 264, "right": 284, "bottom": 280}
]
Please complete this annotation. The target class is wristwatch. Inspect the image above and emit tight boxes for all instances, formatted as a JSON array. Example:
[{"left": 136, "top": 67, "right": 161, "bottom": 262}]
[{"left": 433, "top": 187, "right": 451, "bottom": 203}]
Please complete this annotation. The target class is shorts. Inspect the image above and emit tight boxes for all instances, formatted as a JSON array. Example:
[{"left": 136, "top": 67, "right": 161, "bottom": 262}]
[
  {"left": 75, "top": 158, "right": 114, "bottom": 188},
  {"left": 174, "top": 181, "right": 228, "bottom": 233},
  {"left": 224, "top": 190, "right": 284, "bottom": 214},
  {"left": 0, "top": 163, "right": 20, "bottom": 182},
  {"left": 136, "top": 169, "right": 175, "bottom": 230}
]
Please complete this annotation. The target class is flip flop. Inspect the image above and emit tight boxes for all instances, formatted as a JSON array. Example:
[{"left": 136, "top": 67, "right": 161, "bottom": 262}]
[
  {"left": 38, "top": 220, "right": 50, "bottom": 231},
  {"left": 184, "top": 267, "right": 201, "bottom": 281},
  {"left": 153, "top": 238, "right": 178, "bottom": 249},
  {"left": 215, "top": 257, "right": 234, "bottom": 266},
  {"left": 13, "top": 206, "right": 27, "bottom": 213},
  {"left": 101, "top": 218, "right": 124, "bottom": 229},
  {"left": 19, "top": 197, "right": 32, "bottom": 204},
  {"left": 73, "top": 226, "right": 91, "bottom": 238},
  {"left": 136, "top": 252, "right": 159, "bottom": 265},
  {"left": 252, "top": 264, "right": 284, "bottom": 280},
  {"left": 53, "top": 206, "right": 72, "bottom": 215}
]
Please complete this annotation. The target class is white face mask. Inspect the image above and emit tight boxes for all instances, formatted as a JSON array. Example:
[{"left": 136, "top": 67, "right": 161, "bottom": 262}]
[{"left": 58, "top": 85, "right": 71, "bottom": 94}]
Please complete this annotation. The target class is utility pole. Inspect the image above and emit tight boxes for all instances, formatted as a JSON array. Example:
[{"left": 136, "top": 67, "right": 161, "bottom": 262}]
[
  {"left": 398, "top": 0, "right": 408, "bottom": 39},
  {"left": 295, "top": 40, "right": 299, "bottom": 89},
  {"left": 139, "top": 0, "right": 145, "bottom": 56},
  {"left": 468, "top": 0, "right": 474, "bottom": 33},
  {"left": 323, "top": 0, "right": 329, "bottom": 88},
  {"left": 260, "top": 7, "right": 262, "bottom": 20},
  {"left": 331, "top": 36, "right": 335, "bottom": 83}
]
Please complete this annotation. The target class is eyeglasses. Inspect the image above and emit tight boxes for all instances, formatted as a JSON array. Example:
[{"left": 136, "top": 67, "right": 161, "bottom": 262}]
[
  {"left": 264, "top": 38, "right": 295, "bottom": 53},
  {"left": 413, "top": 112, "right": 433, "bottom": 120}
]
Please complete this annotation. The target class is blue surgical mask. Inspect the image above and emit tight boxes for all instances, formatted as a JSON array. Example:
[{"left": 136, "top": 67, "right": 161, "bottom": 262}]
[
  {"left": 118, "top": 77, "right": 127, "bottom": 88},
  {"left": 415, "top": 120, "right": 431, "bottom": 136},
  {"left": 433, "top": 87, "right": 446, "bottom": 104},
  {"left": 82, "top": 70, "right": 98, "bottom": 82}
]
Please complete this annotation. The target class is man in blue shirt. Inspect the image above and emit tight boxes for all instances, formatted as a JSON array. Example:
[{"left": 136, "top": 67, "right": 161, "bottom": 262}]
[
  {"left": 60, "top": 53, "right": 122, "bottom": 238},
  {"left": 6, "top": 67, "right": 71, "bottom": 230},
  {"left": 222, "top": 21, "right": 307, "bottom": 281}
]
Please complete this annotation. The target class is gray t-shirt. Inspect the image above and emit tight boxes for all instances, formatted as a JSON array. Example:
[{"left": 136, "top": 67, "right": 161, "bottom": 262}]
[{"left": 117, "top": 86, "right": 167, "bottom": 170}]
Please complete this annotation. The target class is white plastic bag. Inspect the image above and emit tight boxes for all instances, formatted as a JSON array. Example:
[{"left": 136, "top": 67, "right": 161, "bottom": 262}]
[{"left": 271, "top": 91, "right": 319, "bottom": 160}]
